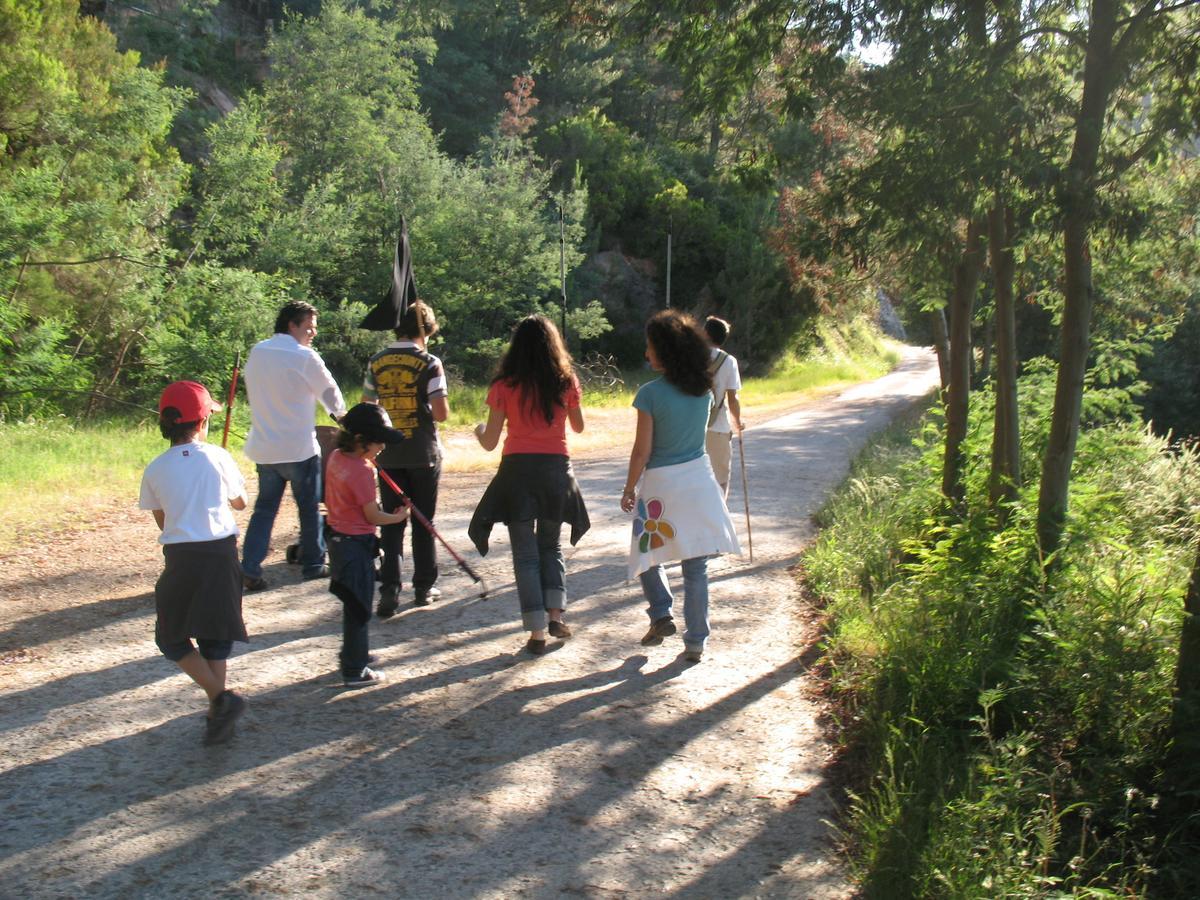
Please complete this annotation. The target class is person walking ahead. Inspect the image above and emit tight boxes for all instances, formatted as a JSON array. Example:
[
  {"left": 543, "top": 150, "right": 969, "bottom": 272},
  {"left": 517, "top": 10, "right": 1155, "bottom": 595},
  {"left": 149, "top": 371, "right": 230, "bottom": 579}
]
[
  {"left": 140, "top": 381, "right": 249, "bottom": 745},
  {"left": 703, "top": 315, "right": 744, "bottom": 499},
  {"left": 241, "top": 300, "right": 347, "bottom": 590},
  {"left": 468, "top": 315, "right": 589, "bottom": 655},
  {"left": 621, "top": 310, "right": 740, "bottom": 663},
  {"left": 362, "top": 301, "right": 450, "bottom": 616}
]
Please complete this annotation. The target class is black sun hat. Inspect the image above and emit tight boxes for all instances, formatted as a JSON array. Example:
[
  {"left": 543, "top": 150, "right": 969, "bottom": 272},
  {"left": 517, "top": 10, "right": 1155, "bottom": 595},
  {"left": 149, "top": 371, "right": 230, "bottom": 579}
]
[{"left": 340, "top": 403, "right": 405, "bottom": 444}]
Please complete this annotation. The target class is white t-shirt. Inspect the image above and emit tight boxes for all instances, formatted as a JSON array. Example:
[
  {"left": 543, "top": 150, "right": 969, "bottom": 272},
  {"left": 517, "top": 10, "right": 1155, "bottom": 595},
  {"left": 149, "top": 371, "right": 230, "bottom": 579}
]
[
  {"left": 708, "top": 348, "right": 742, "bottom": 434},
  {"left": 139, "top": 442, "right": 247, "bottom": 545},
  {"left": 243, "top": 333, "right": 347, "bottom": 464}
]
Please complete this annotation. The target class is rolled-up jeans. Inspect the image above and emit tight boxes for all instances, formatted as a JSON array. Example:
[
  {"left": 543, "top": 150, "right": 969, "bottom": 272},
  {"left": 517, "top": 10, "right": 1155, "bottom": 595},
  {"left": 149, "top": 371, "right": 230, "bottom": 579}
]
[
  {"left": 639, "top": 556, "right": 710, "bottom": 651},
  {"left": 507, "top": 519, "right": 565, "bottom": 632},
  {"left": 242, "top": 455, "right": 325, "bottom": 578}
]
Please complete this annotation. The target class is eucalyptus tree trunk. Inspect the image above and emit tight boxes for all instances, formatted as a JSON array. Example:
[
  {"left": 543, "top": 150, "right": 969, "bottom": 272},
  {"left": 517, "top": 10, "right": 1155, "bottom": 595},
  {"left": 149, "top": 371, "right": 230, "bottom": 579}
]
[
  {"left": 988, "top": 195, "right": 1020, "bottom": 509},
  {"left": 931, "top": 307, "right": 951, "bottom": 389},
  {"left": 942, "top": 219, "right": 985, "bottom": 503},
  {"left": 1037, "top": 0, "right": 1118, "bottom": 556},
  {"left": 1167, "top": 540, "right": 1200, "bottom": 791}
]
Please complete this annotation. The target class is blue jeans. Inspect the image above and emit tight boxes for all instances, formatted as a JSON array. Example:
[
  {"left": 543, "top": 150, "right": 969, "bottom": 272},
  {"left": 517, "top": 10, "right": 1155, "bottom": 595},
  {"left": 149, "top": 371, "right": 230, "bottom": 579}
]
[
  {"left": 507, "top": 519, "right": 565, "bottom": 632},
  {"left": 242, "top": 455, "right": 325, "bottom": 578},
  {"left": 639, "top": 556, "right": 710, "bottom": 651}
]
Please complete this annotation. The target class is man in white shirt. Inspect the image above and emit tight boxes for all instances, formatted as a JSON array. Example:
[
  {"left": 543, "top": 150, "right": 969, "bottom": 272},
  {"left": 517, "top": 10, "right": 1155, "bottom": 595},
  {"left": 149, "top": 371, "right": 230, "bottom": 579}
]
[
  {"left": 704, "top": 316, "right": 744, "bottom": 499},
  {"left": 241, "top": 301, "right": 347, "bottom": 589}
]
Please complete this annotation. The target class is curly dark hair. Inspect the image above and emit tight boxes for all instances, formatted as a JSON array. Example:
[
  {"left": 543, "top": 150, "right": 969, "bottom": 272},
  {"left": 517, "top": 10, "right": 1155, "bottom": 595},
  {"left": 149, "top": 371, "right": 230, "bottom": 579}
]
[
  {"left": 493, "top": 315, "right": 575, "bottom": 424},
  {"left": 646, "top": 310, "right": 712, "bottom": 397},
  {"left": 334, "top": 429, "right": 369, "bottom": 454}
]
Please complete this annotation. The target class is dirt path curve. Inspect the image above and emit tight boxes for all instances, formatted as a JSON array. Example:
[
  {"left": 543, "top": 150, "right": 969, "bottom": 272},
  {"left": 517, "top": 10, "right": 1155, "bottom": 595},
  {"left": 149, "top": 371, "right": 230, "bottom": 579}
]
[{"left": 0, "top": 347, "right": 937, "bottom": 899}]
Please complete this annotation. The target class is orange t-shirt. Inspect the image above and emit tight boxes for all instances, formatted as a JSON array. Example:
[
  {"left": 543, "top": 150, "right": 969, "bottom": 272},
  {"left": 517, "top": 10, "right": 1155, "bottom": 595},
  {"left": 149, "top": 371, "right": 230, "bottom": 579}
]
[
  {"left": 487, "top": 376, "right": 581, "bottom": 456},
  {"left": 324, "top": 449, "right": 377, "bottom": 535}
]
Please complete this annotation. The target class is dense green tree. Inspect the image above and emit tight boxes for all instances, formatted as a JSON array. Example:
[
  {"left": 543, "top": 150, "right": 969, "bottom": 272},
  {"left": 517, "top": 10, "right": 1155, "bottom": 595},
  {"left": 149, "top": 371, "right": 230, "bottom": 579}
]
[{"left": 0, "top": 0, "right": 189, "bottom": 415}]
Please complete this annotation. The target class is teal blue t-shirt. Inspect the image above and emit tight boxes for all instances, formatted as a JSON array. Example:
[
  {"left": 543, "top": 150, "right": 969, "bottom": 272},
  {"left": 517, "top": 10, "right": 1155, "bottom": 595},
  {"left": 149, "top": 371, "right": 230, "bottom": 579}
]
[{"left": 633, "top": 377, "right": 712, "bottom": 469}]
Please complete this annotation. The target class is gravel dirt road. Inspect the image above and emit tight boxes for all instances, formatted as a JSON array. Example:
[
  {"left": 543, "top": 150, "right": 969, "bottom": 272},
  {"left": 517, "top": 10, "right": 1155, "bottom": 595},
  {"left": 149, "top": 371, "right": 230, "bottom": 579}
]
[{"left": 0, "top": 347, "right": 937, "bottom": 899}]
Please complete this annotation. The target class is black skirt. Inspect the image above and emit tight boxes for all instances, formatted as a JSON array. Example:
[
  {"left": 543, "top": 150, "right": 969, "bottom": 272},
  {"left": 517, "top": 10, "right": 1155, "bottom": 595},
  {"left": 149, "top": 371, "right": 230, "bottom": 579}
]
[
  {"left": 155, "top": 535, "right": 248, "bottom": 645},
  {"left": 468, "top": 454, "right": 590, "bottom": 556}
]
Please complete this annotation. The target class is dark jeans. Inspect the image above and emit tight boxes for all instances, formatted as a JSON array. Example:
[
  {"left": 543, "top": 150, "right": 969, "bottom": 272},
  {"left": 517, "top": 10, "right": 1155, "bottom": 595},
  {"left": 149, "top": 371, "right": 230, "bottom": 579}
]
[
  {"left": 327, "top": 529, "right": 377, "bottom": 676},
  {"left": 507, "top": 519, "right": 565, "bottom": 632},
  {"left": 378, "top": 461, "right": 440, "bottom": 592},
  {"left": 340, "top": 600, "right": 371, "bottom": 676},
  {"left": 242, "top": 455, "right": 325, "bottom": 577}
]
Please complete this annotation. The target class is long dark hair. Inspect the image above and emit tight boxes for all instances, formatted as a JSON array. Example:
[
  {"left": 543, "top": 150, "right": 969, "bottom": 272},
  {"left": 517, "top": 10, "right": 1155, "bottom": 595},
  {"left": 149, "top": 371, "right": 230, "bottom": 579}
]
[
  {"left": 646, "top": 310, "right": 712, "bottom": 397},
  {"left": 493, "top": 315, "right": 575, "bottom": 424}
]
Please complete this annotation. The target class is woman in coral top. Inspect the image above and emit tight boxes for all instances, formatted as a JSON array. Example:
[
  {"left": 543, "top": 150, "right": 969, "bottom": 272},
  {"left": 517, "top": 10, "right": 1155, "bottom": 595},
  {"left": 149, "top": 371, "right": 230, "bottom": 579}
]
[{"left": 468, "top": 315, "right": 590, "bottom": 655}]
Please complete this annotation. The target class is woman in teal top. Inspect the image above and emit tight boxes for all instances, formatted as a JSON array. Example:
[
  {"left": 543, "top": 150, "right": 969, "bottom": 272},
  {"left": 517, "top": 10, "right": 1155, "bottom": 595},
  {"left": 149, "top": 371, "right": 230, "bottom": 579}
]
[{"left": 620, "top": 310, "right": 740, "bottom": 662}]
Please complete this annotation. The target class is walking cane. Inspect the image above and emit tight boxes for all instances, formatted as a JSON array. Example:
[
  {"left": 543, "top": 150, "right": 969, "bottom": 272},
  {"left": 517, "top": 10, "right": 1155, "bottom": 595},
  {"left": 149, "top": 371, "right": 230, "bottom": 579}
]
[
  {"left": 737, "top": 430, "right": 754, "bottom": 562},
  {"left": 372, "top": 463, "right": 489, "bottom": 599},
  {"left": 221, "top": 350, "right": 241, "bottom": 449}
]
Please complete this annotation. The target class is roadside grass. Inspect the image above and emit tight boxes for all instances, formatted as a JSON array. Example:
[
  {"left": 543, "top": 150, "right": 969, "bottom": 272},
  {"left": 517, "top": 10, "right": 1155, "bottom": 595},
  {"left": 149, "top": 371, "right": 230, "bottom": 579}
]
[
  {"left": 0, "top": 335, "right": 902, "bottom": 553},
  {"left": 805, "top": 381, "right": 1200, "bottom": 897}
]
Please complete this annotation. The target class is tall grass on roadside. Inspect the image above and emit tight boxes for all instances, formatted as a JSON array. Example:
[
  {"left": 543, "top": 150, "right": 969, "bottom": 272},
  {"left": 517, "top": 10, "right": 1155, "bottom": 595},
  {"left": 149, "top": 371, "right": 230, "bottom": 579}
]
[
  {"left": 0, "top": 418, "right": 169, "bottom": 551},
  {"left": 806, "top": 371, "right": 1200, "bottom": 897}
]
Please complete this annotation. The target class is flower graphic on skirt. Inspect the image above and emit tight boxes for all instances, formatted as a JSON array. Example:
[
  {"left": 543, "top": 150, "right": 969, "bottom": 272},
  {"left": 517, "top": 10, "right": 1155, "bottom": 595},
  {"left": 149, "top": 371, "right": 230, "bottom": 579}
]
[{"left": 632, "top": 497, "right": 675, "bottom": 553}]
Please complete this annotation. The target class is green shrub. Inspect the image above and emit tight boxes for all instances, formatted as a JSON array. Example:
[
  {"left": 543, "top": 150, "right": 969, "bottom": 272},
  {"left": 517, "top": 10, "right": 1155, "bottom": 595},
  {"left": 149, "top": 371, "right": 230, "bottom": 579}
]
[{"left": 807, "top": 388, "right": 1200, "bottom": 897}]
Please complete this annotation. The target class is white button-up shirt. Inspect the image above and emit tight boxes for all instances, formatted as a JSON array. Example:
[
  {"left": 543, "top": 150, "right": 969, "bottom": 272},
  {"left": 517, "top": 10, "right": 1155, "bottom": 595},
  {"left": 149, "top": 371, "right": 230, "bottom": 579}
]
[{"left": 243, "top": 333, "right": 347, "bottom": 464}]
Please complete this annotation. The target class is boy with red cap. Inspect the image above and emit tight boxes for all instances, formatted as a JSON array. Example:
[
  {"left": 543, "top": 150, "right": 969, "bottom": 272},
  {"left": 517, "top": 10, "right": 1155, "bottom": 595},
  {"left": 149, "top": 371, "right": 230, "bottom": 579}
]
[{"left": 139, "top": 381, "right": 250, "bottom": 745}]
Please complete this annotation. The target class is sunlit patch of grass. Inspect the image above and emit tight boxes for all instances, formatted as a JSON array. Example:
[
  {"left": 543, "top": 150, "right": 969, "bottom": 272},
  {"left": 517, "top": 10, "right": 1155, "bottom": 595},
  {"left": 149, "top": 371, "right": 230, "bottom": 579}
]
[{"left": 3, "top": 337, "right": 905, "bottom": 550}]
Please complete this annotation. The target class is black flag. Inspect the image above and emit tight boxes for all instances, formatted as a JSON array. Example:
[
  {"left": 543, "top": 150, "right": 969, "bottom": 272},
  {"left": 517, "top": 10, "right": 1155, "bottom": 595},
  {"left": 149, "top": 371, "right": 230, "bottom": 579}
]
[{"left": 360, "top": 216, "right": 418, "bottom": 331}]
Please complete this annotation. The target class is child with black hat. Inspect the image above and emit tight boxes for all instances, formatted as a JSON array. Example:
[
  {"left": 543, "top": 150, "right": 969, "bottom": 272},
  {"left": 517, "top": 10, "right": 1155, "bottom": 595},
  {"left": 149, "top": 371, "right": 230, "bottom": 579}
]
[
  {"left": 325, "top": 403, "right": 410, "bottom": 686},
  {"left": 139, "top": 381, "right": 250, "bottom": 745}
]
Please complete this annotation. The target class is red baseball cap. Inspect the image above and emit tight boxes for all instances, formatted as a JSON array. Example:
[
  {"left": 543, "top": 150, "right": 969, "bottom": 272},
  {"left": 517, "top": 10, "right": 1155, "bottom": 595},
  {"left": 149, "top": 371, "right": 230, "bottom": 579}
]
[{"left": 159, "top": 381, "right": 223, "bottom": 423}]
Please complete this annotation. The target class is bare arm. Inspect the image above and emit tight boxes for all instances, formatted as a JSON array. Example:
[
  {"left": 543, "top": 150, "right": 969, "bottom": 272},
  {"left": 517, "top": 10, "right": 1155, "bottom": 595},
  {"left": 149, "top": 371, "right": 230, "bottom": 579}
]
[
  {"left": 430, "top": 395, "right": 450, "bottom": 423},
  {"left": 474, "top": 405, "right": 505, "bottom": 451},
  {"left": 230, "top": 495, "right": 247, "bottom": 511},
  {"left": 362, "top": 501, "right": 408, "bottom": 526},
  {"left": 152, "top": 510, "right": 165, "bottom": 531},
  {"left": 726, "top": 390, "right": 743, "bottom": 432},
  {"left": 568, "top": 405, "right": 585, "bottom": 433},
  {"left": 620, "top": 410, "right": 653, "bottom": 512}
]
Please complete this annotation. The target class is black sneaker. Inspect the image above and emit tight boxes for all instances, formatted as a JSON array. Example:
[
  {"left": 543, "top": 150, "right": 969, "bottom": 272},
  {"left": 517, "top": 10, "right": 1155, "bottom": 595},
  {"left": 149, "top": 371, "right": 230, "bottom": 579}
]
[
  {"left": 302, "top": 565, "right": 329, "bottom": 581},
  {"left": 640, "top": 616, "right": 677, "bottom": 646},
  {"left": 203, "top": 690, "right": 247, "bottom": 745},
  {"left": 413, "top": 586, "right": 441, "bottom": 607},
  {"left": 343, "top": 667, "right": 385, "bottom": 688},
  {"left": 243, "top": 575, "right": 268, "bottom": 593},
  {"left": 376, "top": 583, "right": 400, "bottom": 619}
]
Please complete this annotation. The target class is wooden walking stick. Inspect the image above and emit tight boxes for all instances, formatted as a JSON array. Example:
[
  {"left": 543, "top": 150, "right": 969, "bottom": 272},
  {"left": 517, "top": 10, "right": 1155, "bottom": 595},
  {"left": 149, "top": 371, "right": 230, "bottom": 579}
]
[
  {"left": 737, "top": 430, "right": 754, "bottom": 562},
  {"left": 221, "top": 350, "right": 240, "bottom": 449}
]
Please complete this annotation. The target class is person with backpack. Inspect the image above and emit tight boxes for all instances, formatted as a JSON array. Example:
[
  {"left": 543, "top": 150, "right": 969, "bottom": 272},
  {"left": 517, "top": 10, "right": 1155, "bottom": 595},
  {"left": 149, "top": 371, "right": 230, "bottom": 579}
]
[
  {"left": 361, "top": 301, "right": 450, "bottom": 617},
  {"left": 703, "top": 316, "right": 744, "bottom": 499},
  {"left": 621, "top": 310, "right": 740, "bottom": 663}
]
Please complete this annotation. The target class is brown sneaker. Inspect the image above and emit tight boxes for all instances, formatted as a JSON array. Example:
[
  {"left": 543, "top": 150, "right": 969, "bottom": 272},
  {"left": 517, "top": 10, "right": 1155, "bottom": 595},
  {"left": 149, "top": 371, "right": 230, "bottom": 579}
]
[
  {"left": 525, "top": 638, "right": 547, "bottom": 656},
  {"left": 548, "top": 619, "right": 572, "bottom": 639},
  {"left": 640, "top": 616, "right": 677, "bottom": 646}
]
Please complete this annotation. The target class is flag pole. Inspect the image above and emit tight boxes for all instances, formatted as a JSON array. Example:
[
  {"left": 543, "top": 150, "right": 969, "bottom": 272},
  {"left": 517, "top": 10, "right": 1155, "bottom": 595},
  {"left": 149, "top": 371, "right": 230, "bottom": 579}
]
[
  {"left": 221, "top": 349, "right": 241, "bottom": 449},
  {"left": 665, "top": 215, "right": 672, "bottom": 308},
  {"left": 559, "top": 203, "right": 567, "bottom": 344}
]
